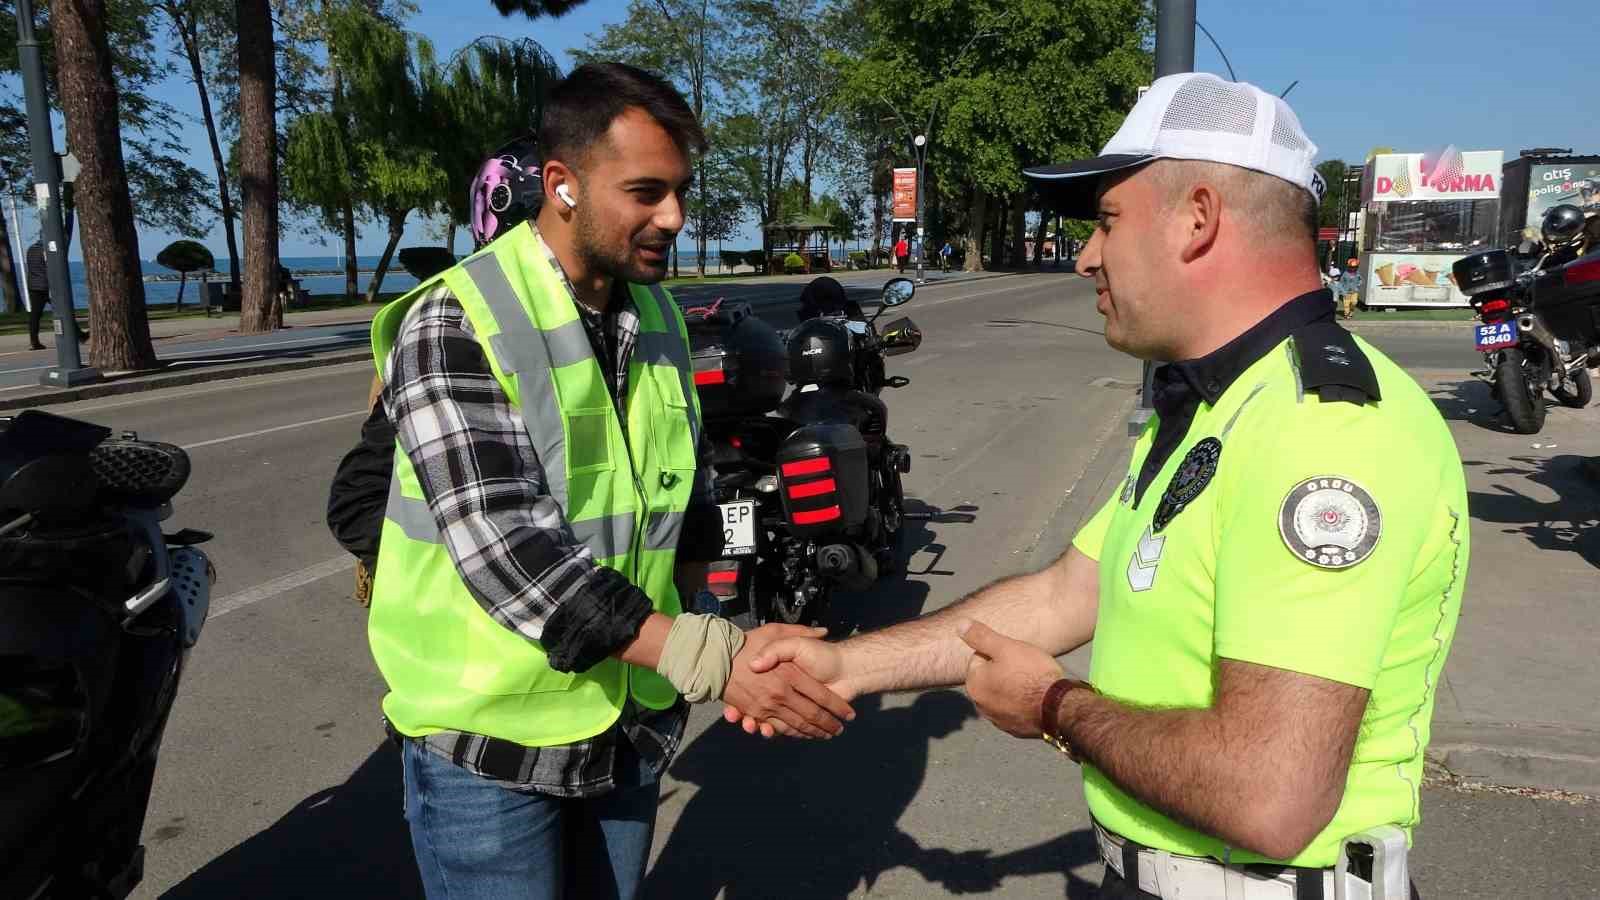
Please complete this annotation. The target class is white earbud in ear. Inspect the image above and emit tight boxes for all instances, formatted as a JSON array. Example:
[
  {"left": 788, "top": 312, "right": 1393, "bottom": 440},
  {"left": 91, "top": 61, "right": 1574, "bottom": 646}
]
[{"left": 556, "top": 184, "right": 577, "bottom": 209}]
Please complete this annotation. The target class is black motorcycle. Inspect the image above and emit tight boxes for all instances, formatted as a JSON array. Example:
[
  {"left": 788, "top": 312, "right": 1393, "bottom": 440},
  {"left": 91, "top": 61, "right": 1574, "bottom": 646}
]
[
  {"left": 1, "top": 410, "right": 213, "bottom": 900},
  {"left": 1455, "top": 203, "right": 1600, "bottom": 434},
  {"left": 685, "top": 277, "right": 922, "bottom": 626}
]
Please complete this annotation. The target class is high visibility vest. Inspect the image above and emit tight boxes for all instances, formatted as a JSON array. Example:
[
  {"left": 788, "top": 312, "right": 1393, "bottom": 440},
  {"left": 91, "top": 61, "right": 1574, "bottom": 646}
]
[{"left": 367, "top": 222, "right": 700, "bottom": 748}]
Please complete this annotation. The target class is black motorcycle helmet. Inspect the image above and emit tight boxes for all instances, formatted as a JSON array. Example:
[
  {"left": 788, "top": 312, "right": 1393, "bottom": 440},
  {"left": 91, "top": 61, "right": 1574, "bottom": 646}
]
[
  {"left": 795, "top": 276, "right": 864, "bottom": 322},
  {"left": 787, "top": 318, "right": 854, "bottom": 385},
  {"left": 1541, "top": 203, "right": 1586, "bottom": 246}
]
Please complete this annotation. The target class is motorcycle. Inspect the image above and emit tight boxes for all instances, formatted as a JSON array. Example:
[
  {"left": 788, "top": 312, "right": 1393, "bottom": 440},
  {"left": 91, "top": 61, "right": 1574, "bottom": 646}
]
[
  {"left": 684, "top": 278, "right": 922, "bottom": 626},
  {"left": 1455, "top": 203, "right": 1600, "bottom": 434},
  {"left": 0, "top": 410, "right": 213, "bottom": 900}
]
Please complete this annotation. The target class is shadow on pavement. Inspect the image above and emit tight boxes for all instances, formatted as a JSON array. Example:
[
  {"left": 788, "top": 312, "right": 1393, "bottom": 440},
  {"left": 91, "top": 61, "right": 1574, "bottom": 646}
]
[
  {"left": 647, "top": 690, "right": 1102, "bottom": 899},
  {"left": 1466, "top": 453, "right": 1600, "bottom": 567},
  {"left": 161, "top": 740, "right": 423, "bottom": 899},
  {"left": 1427, "top": 377, "right": 1565, "bottom": 434}
]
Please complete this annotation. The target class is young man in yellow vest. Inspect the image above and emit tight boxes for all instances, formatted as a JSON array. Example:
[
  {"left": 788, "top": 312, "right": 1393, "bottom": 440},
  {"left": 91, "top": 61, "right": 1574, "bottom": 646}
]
[{"left": 369, "top": 63, "right": 853, "bottom": 899}]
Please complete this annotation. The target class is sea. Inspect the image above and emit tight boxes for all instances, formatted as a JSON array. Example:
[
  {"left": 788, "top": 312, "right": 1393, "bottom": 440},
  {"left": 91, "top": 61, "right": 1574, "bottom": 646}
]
[{"left": 35, "top": 251, "right": 745, "bottom": 310}]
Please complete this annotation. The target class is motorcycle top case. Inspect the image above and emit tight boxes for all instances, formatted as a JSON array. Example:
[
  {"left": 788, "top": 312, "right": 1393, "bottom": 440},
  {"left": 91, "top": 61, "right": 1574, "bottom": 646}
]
[
  {"left": 1529, "top": 248, "right": 1600, "bottom": 348},
  {"left": 776, "top": 423, "right": 869, "bottom": 537},
  {"left": 685, "top": 302, "right": 788, "bottom": 419}
]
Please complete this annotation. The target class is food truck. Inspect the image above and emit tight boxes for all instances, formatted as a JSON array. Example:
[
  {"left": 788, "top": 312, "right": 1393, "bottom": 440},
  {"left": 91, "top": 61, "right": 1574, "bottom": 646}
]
[
  {"left": 1357, "top": 149, "right": 1503, "bottom": 309},
  {"left": 1498, "top": 151, "right": 1600, "bottom": 250}
]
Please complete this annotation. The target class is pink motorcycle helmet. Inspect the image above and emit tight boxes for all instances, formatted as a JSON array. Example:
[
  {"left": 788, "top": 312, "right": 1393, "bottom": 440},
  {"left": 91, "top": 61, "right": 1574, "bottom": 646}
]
[{"left": 469, "top": 135, "right": 543, "bottom": 248}]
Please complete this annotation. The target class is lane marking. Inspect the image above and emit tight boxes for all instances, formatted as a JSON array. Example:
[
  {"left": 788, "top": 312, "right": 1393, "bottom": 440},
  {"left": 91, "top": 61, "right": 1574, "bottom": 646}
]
[
  {"left": 180, "top": 410, "right": 366, "bottom": 450},
  {"left": 211, "top": 555, "right": 357, "bottom": 618},
  {"left": 63, "top": 362, "right": 372, "bottom": 414}
]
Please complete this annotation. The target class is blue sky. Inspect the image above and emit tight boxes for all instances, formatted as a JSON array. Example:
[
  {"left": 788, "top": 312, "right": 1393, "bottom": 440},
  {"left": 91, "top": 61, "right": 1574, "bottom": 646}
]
[{"left": 26, "top": 0, "right": 1600, "bottom": 259}]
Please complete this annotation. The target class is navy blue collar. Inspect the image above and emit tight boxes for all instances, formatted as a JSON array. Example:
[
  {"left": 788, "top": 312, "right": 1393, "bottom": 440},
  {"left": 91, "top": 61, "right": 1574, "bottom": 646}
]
[{"left": 1161, "top": 288, "right": 1336, "bottom": 407}]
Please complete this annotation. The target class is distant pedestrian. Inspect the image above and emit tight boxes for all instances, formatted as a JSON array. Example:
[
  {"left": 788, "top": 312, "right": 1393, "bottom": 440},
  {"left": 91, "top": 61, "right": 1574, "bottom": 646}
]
[
  {"left": 25, "top": 241, "right": 48, "bottom": 350},
  {"left": 1340, "top": 258, "right": 1361, "bottom": 319},
  {"left": 894, "top": 235, "right": 909, "bottom": 273},
  {"left": 940, "top": 240, "right": 953, "bottom": 273}
]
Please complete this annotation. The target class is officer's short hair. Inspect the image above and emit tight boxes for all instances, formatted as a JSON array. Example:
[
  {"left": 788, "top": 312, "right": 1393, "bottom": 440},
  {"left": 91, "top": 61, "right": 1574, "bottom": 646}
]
[
  {"left": 1148, "top": 160, "right": 1318, "bottom": 249},
  {"left": 539, "top": 62, "right": 706, "bottom": 172}
]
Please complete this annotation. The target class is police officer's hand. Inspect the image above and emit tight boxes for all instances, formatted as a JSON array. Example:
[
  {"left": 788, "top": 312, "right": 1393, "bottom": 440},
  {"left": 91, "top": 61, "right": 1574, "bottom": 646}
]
[
  {"left": 721, "top": 625, "right": 855, "bottom": 740},
  {"left": 960, "top": 620, "right": 1064, "bottom": 739}
]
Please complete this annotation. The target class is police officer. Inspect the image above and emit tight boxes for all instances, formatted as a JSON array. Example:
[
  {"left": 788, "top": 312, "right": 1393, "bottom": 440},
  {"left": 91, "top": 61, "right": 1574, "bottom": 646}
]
[{"left": 728, "top": 73, "right": 1468, "bottom": 899}]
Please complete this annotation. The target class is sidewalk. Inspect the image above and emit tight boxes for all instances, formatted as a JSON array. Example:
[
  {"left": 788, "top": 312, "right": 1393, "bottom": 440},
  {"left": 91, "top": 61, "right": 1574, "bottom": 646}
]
[{"left": 1042, "top": 370, "right": 1600, "bottom": 795}]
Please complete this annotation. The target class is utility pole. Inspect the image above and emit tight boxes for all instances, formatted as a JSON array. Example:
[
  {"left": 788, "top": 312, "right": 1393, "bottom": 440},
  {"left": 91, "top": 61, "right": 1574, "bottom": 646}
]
[
  {"left": 16, "top": 0, "right": 98, "bottom": 386},
  {"left": 913, "top": 134, "right": 927, "bottom": 285},
  {"left": 1129, "top": 0, "right": 1194, "bottom": 434}
]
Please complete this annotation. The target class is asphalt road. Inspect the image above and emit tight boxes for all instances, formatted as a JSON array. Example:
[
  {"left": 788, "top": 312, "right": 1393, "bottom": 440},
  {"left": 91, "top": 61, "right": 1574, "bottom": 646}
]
[{"left": 30, "top": 272, "right": 1591, "bottom": 899}]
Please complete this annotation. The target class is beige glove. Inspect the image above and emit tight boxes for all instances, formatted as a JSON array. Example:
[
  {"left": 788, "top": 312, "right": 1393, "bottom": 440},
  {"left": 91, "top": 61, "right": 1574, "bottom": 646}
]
[{"left": 655, "top": 613, "right": 746, "bottom": 703}]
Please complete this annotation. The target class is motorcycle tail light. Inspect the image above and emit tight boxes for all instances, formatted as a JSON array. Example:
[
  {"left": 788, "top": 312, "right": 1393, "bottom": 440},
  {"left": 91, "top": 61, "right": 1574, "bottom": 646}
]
[
  {"left": 1566, "top": 259, "right": 1600, "bottom": 287},
  {"left": 706, "top": 563, "right": 740, "bottom": 599},
  {"left": 1479, "top": 298, "right": 1510, "bottom": 320},
  {"left": 779, "top": 454, "right": 842, "bottom": 525},
  {"left": 693, "top": 365, "right": 726, "bottom": 386}
]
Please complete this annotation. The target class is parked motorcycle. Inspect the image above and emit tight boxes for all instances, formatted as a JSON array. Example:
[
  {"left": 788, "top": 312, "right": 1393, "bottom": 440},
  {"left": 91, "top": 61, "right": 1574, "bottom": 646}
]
[
  {"left": 1455, "top": 203, "right": 1600, "bottom": 433},
  {"left": 685, "top": 278, "right": 921, "bottom": 626},
  {"left": 1, "top": 410, "right": 213, "bottom": 900}
]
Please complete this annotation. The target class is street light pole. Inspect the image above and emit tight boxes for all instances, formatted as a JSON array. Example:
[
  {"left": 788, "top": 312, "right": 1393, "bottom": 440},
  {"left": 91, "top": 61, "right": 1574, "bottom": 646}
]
[
  {"left": 913, "top": 133, "right": 927, "bottom": 284},
  {"left": 1128, "top": 0, "right": 1195, "bottom": 434},
  {"left": 15, "top": 0, "right": 98, "bottom": 387}
]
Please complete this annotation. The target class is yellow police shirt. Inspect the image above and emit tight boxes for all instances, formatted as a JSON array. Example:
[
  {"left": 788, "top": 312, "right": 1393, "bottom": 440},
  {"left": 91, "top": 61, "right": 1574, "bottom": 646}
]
[{"left": 1072, "top": 321, "right": 1469, "bottom": 868}]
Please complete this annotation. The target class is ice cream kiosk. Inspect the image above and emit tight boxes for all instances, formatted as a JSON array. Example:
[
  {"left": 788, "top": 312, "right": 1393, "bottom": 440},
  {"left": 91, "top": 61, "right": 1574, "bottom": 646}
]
[{"left": 1357, "top": 149, "right": 1503, "bottom": 309}]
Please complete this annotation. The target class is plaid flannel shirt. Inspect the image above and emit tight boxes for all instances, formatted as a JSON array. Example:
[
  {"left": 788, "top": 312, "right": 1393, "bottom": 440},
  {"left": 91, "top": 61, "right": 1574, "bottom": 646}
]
[{"left": 381, "top": 236, "right": 720, "bottom": 797}]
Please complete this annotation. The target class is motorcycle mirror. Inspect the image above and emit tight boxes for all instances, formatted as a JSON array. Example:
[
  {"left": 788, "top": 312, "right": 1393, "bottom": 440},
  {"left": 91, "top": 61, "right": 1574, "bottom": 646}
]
[
  {"left": 880, "top": 278, "right": 914, "bottom": 308},
  {"left": 879, "top": 317, "right": 922, "bottom": 356}
]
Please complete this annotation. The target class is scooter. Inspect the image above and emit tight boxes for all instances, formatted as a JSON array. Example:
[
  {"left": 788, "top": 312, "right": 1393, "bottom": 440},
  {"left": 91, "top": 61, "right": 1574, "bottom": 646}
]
[{"left": 0, "top": 410, "right": 213, "bottom": 900}]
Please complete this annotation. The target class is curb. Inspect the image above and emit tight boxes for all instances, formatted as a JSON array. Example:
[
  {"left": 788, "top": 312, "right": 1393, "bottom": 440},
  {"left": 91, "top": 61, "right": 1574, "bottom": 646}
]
[
  {"left": 0, "top": 349, "right": 373, "bottom": 411},
  {"left": 1427, "top": 722, "right": 1600, "bottom": 796}
]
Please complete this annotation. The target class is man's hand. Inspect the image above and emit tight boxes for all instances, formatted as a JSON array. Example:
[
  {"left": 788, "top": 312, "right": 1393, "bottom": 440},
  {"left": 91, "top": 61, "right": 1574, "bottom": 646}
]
[
  {"left": 721, "top": 633, "right": 854, "bottom": 738},
  {"left": 720, "top": 625, "right": 856, "bottom": 739},
  {"left": 960, "top": 620, "right": 1064, "bottom": 739}
]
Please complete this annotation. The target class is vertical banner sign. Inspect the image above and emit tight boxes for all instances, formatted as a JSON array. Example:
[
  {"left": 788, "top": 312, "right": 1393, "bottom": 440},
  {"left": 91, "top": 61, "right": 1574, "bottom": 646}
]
[{"left": 892, "top": 167, "right": 917, "bottom": 222}]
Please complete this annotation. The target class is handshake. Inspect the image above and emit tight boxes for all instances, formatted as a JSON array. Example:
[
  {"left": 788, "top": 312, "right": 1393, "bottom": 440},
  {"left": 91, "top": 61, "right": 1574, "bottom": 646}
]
[{"left": 662, "top": 614, "right": 1071, "bottom": 742}]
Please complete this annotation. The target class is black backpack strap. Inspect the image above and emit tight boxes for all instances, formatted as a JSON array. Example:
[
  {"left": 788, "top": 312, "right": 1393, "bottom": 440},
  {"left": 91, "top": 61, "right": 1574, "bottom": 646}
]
[{"left": 1291, "top": 320, "right": 1382, "bottom": 406}]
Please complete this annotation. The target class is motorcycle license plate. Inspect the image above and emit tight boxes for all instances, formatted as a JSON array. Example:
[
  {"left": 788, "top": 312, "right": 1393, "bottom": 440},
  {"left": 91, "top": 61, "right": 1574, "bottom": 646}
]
[
  {"left": 1474, "top": 321, "right": 1518, "bottom": 351},
  {"left": 719, "top": 500, "right": 757, "bottom": 557}
]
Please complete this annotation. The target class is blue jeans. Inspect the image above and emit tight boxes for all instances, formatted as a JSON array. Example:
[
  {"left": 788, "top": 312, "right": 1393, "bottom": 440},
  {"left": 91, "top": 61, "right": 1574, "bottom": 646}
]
[{"left": 400, "top": 739, "right": 661, "bottom": 900}]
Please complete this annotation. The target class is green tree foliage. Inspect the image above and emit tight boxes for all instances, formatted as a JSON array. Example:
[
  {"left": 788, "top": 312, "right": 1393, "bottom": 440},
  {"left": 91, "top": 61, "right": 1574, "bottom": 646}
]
[
  {"left": 829, "top": 0, "right": 1151, "bottom": 270},
  {"left": 155, "top": 238, "right": 214, "bottom": 308},
  {"left": 0, "top": 0, "right": 217, "bottom": 236},
  {"left": 575, "top": 0, "right": 741, "bottom": 275},
  {"left": 429, "top": 36, "right": 562, "bottom": 249},
  {"left": 1316, "top": 159, "right": 1351, "bottom": 229},
  {"left": 490, "top": 0, "right": 587, "bottom": 16}
]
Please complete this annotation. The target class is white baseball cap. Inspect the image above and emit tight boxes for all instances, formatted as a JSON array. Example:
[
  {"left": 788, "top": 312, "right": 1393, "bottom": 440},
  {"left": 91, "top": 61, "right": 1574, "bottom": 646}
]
[{"left": 1024, "top": 72, "right": 1324, "bottom": 219}]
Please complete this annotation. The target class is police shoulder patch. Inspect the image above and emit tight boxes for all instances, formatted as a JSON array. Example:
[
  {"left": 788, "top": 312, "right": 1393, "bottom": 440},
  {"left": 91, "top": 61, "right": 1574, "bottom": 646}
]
[
  {"left": 1153, "top": 437, "right": 1222, "bottom": 533},
  {"left": 1278, "top": 476, "right": 1382, "bottom": 569}
]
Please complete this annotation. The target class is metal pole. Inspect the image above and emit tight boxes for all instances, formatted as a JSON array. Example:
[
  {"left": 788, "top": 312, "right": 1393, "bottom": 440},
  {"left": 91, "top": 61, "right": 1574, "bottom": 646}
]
[
  {"left": 16, "top": 0, "right": 97, "bottom": 386},
  {"left": 7, "top": 195, "right": 29, "bottom": 313},
  {"left": 1129, "top": 0, "right": 1195, "bottom": 434},
  {"left": 914, "top": 138, "right": 927, "bottom": 284}
]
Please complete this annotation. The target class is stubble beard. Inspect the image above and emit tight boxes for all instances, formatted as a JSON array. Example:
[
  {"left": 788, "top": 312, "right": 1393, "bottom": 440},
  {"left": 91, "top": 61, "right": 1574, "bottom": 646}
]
[{"left": 574, "top": 206, "right": 668, "bottom": 286}]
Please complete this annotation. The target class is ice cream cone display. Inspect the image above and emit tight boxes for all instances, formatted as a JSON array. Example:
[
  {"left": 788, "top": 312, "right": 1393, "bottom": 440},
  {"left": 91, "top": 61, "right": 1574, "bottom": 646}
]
[
  {"left": 1376, "top": 262, "right": 1396, "bottom": 286},
  {"left": 1406, "top": 268, "right": 1436, "bottom": 286},
  {"left": 1393, "top": 170, "right": 1413, "bottom": 197},
  {"left": 1447, "top": 272, "right": 1458, "bottom": 287}
]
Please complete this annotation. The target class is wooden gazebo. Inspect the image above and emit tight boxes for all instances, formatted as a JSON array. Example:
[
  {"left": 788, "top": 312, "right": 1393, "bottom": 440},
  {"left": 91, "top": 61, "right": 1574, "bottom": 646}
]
[{"left": 763, "top": 211, "right": 835, "bottom": 273}]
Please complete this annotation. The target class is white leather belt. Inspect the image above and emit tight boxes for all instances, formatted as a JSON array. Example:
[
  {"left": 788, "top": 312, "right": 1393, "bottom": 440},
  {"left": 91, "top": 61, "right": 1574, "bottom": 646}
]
[{"left": 1094, "top": 822, "right": 1372, "bottom": 900}]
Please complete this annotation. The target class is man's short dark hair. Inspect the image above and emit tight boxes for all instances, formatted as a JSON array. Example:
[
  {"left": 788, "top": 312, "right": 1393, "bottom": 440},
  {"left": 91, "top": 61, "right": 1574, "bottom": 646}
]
[{"left": 539, "top": 62, "right": 706, "bottom": 171}]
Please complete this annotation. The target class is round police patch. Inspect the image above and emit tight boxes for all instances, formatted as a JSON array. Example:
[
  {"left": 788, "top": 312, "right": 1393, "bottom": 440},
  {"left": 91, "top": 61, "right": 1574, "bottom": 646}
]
[
  {"left": 1278, "top": 476, "right": 1381, "bottom": 569},
  {"left": 1153, "top": 437, "right": 1222, "bottom": 533}
]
